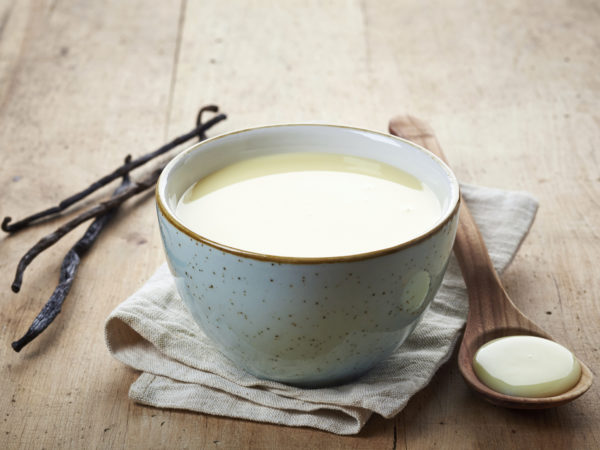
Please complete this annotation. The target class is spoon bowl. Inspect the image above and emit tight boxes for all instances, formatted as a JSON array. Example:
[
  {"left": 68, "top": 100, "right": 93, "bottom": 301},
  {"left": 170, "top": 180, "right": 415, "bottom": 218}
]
[
  {"left": 389, "top": 115, "right": 593, "bottom": 409},
  {"left": 455, "top": 272, "right": 593, "bottom": 409}
]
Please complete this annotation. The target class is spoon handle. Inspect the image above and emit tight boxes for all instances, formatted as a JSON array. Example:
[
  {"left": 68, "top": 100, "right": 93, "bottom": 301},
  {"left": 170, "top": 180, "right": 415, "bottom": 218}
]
[
  {"left": 388, "top": 115, "right": 541, "bottom": 337},
  {"left": 388, "top": 116, "right": 497, "bottom": 282}
]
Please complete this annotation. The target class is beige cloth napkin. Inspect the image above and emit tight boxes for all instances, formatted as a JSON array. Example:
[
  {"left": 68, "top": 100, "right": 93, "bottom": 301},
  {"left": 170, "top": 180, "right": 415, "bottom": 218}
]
[{"left": 105, "top": 184, "right": 538, "bottom": 435}]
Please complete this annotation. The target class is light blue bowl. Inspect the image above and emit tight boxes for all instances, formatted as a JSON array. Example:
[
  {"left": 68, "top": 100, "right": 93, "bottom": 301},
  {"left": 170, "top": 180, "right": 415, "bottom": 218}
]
[{"left": 156, "top": 124, "right": 460, "bottom": 387}]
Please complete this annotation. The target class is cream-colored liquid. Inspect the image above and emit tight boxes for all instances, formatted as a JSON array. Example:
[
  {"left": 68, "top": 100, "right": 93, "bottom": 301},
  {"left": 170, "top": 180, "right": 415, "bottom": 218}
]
[
  {"left": 473, "top": 336, "right": 581, "bottom": 398},
  {"left": 176, "top": 152, "right": 442, "bottom": 257}
]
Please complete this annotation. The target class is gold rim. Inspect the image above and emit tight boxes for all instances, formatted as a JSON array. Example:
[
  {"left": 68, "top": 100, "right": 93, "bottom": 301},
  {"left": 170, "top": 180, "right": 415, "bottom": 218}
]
[{"left": 156, "top": 124, "right": 461, "bottom": 264}]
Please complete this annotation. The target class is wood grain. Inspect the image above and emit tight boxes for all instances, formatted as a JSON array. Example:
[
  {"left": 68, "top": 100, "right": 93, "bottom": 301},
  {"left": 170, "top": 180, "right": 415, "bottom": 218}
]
[{"left": 1, "top": 0, "right": 599, "bottom": 448}]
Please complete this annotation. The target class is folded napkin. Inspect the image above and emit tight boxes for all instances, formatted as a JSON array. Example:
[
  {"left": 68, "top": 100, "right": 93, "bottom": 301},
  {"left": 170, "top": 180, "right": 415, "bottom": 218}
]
[{"left": 105, "top": 184, "right": 538, "bottom": 435}]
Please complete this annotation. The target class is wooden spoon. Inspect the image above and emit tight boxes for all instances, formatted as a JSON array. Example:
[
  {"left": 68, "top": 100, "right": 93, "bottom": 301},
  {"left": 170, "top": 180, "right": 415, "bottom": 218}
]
[{"left": 389, "top": 115, "right": 593, "bottom": 409}]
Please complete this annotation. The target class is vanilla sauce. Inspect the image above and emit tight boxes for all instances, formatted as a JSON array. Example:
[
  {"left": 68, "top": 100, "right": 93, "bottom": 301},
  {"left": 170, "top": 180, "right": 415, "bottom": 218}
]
[
  {"left": 175, "top": 152, "right": 442, "bottom": 258},
  {"left": 473, "top": 335, "right": 582, "bottom": 398}
]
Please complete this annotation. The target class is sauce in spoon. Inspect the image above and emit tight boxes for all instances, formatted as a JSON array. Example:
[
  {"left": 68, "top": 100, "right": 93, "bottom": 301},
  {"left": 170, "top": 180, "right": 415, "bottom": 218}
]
[{"left": 473, "top": 336, "right": 581, "bottom": 398}]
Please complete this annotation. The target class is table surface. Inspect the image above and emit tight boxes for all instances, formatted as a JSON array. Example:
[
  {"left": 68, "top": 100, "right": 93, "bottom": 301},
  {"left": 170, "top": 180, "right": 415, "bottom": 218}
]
[{"left": 1, "top": 1, "right": 598, "bottom": 448}]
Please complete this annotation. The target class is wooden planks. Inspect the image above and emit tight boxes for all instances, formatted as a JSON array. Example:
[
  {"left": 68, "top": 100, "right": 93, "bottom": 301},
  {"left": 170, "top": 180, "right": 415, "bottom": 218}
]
[
  {"left": 0, "top": 0, "right": 599, "bottom": 448},
  {"left": 0, "top": 0, "right": 183, "bottom": 448}
]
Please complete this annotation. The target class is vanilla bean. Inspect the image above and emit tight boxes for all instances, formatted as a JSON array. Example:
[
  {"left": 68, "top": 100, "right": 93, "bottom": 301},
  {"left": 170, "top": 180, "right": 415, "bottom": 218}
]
[
  {"left": 8, "top": 108, "right": 226, "bottom": 353},
  {"left": 196, "top": 105, "right": 219, "bottom": 141},
  {"left": 11, "top": 164, "right": 162, "bottom": 293},
  {"left": 10, "top": 107, "right": 225, "bottom": 292},
  {"left": 2, "top": 105, "right": 226, "bottom": 233},
  {"left": 11, "top": 166, "right": 133, "bottom": 352}
]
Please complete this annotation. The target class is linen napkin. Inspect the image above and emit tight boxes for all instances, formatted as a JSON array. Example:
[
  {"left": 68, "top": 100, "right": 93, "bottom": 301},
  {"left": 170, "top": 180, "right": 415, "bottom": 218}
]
[{"left": 105, "top": 184, "right": 538, "bottom": 435}]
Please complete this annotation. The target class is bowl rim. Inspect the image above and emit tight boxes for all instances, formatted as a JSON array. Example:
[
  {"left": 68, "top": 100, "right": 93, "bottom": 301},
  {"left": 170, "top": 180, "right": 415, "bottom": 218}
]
[{"left": 156, "top": 123, "right": 461, "bottom": 264}]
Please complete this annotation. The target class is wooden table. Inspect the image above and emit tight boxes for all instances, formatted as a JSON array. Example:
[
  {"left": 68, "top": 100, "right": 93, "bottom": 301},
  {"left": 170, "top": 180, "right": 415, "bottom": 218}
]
[{"left": 1, "top": 1, "right": 598, "bottom": 448}]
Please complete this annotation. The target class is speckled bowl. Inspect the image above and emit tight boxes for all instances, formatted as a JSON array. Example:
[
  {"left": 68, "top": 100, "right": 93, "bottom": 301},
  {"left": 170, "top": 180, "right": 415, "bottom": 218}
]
[{"left": 156, "top": 124, "right": 460, "bottom": 387}]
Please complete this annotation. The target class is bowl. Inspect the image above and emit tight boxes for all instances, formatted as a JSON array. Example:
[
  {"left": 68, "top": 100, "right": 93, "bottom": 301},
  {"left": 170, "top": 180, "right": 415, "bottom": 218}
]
[{"left": 156, "top": 124, "right": 460, "bottom": 387}]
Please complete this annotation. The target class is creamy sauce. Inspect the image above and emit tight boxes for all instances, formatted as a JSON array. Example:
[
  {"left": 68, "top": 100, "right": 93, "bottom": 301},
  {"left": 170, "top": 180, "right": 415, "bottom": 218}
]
[
  {"left": 473, "top": 336, "right": 581, "bottom": 398},
  {"left": 175, "top": 152, "right": 442, "bottom": 257}
]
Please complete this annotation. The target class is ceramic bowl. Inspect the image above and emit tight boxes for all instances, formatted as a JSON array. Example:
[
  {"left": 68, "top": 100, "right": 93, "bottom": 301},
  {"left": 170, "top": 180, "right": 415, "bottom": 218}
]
[{"left": 156, "top": 124, "right": 460, "bottom": 387}]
